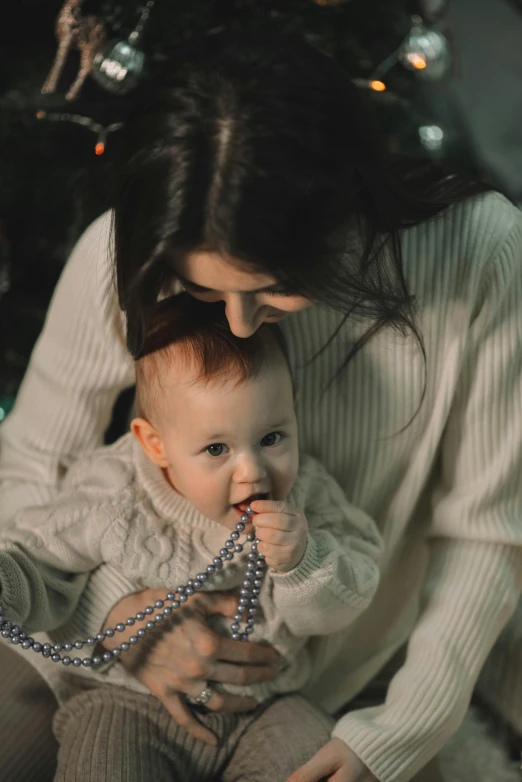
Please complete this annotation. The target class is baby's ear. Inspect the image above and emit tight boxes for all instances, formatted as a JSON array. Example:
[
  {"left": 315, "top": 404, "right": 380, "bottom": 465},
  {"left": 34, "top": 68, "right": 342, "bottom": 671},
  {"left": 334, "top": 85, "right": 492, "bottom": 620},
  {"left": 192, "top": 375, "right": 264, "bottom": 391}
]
[{"left": 131, "top": 417, "right": 170, "bottom": 468}]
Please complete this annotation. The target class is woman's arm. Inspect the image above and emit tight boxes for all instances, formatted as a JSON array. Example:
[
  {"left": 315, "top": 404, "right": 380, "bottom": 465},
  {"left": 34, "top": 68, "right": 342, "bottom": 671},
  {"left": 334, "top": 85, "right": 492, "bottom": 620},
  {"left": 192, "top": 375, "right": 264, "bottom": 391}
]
[
  {"left": 269, "top": 456, "right": 384, "bottom": 636},
  {"left": 0, "top": 212, "right": 137, "bottom": 641},
  {"left": 0, "top": 212, "right": 135, "bottom": 525},
  {"left": 330, "top": 219, "right": 522, "bottom": 782}
]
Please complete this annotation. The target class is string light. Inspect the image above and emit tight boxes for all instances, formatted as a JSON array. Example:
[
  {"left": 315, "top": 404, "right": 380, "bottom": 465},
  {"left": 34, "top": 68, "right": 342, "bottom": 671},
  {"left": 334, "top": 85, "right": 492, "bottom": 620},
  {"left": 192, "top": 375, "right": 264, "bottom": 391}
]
[
  {"left": 407, "top": 54, "right": 427, "bottom": 70},
  {"left": 352, "top": 14, "right": 449, "bottom": 98},
  {"left": 399, "top": 16, "right": 450, "bottom": 80},
  {"left": 34, "top": 13, "right": 448, "bottom": 156},
  {"left": 36, "top": 110, "right": 123, "bottom": 155}
]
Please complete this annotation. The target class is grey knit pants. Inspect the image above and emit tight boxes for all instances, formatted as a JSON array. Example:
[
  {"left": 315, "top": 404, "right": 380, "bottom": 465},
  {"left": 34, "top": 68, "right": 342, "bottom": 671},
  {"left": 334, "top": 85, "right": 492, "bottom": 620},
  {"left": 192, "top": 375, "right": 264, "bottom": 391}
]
[
  {"left": 0, "top": 646, "right": 443, "bottom": 782},
  {"left": 52, "top": 686, "right": 333, "bottom": 782}
]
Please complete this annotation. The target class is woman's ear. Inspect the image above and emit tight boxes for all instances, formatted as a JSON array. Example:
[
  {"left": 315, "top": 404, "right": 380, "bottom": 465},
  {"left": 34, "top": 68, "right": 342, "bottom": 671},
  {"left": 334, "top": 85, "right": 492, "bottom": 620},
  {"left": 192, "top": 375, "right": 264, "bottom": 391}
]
[{"left": 131, "top": 417, "right": 170, "bottom": 468}]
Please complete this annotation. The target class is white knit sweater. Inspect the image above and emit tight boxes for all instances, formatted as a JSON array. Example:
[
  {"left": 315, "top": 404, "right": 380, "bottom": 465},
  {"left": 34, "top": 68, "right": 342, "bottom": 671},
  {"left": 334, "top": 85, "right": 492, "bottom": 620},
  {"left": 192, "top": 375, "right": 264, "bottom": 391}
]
[
  {"left": 1, "top": 193, "right": 522, "bottom": 782},
  {"left": 0, "top": 434, "right": 383, "bottom": 702}
]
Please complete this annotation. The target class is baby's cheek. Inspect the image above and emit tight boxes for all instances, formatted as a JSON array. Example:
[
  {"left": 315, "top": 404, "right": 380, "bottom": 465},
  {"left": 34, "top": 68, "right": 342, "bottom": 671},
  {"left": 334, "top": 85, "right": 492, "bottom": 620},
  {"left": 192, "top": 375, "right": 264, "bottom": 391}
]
[
  {"left": 276, "top": 462, "right": 298, "bottom": 500},
  {"left": 207, "top": 475, "right": 231, "bottom": 508}
]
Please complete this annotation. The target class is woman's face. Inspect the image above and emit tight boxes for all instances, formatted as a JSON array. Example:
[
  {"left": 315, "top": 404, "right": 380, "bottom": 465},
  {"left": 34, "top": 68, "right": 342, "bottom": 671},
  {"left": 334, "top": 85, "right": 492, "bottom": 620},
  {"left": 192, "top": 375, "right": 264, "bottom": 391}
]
[{"left": 174, "top": 251, "right": 312, "bottom": 338}]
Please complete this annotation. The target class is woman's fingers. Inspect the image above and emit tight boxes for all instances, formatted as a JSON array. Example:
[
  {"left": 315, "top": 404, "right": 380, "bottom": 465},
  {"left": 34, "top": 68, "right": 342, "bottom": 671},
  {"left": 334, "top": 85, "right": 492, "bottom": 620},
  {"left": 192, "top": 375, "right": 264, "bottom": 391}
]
[
  {"left": 190, "top": 590, "right": 243, "bottom": 619},
  {"left": 212, "top": 635, "right": 281, "bottom": 666},
  {"left": 183, "top": 681, "right": 257, "bottom": 714},
  {"left": 205, "top": 689, "right": 258, "bottom": 713},
  {"left": 105, "top": 588, "right": 281, "bottom": 710},
  {"left": 150, "top": 645, "right": 278, "bottom": 694},
  {"left": 145, "top": 670, "right": 257, "bottom": 735},
  {"left": 209, "top": 659, "right": 278, "bottom": 686},
  {"left": 144, "top": 677, "right": 218, "bottom": 746},
  {"left": 286, "top": 738, "right": 368, "bottom": 782},
  {"left": 120, "top": 617, "right": 280, "bottom": 687}
]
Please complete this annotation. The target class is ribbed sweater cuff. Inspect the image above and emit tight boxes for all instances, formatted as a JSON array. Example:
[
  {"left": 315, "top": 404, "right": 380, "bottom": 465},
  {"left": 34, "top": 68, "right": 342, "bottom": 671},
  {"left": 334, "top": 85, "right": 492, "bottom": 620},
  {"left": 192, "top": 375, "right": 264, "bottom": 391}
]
[
  {"left": 332, "top": 709, "right": 428, "bottom": 782},
  {"left": 269, "top": 534, "right": 322, "bottom": 589},
  {"left": 476, "top": 600, "right": 522, "bottom": 734}
]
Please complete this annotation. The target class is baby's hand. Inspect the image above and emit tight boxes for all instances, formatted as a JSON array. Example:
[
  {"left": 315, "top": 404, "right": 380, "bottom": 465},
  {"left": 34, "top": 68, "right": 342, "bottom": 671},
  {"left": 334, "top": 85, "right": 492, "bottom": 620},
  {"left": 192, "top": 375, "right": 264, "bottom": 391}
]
[{"left": 248, "top": 500, "right": 308, "bottom": 574}]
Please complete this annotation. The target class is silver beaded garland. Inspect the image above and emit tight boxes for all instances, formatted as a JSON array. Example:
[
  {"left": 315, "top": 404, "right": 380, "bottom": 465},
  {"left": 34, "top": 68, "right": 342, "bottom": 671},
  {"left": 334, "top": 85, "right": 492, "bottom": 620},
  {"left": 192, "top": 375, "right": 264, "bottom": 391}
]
[{"left": 0, "top": 509, "right": 264, "bottom": 667}]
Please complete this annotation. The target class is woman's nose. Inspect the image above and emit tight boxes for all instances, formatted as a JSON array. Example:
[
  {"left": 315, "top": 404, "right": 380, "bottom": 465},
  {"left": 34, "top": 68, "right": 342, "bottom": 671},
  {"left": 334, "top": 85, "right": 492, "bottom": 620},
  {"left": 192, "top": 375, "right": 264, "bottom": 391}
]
[{"left": 224, "top": 294, "right": 260, "bottom": 338}]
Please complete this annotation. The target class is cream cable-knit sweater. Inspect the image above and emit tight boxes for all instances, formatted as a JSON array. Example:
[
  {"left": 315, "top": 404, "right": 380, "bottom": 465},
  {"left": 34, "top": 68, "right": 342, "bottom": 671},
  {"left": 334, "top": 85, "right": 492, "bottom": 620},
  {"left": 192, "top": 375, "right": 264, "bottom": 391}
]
[
  {"left": 1, "top": 193, "right": 522, "bottom": 782},
  {"left": 0, "top": 434, "right": 383, "bottom": 702}
]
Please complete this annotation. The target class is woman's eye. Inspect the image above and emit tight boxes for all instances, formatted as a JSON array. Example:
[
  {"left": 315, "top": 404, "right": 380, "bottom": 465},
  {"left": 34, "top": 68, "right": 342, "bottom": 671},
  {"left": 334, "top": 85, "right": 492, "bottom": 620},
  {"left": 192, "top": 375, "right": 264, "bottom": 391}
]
[
  {"left": 261, "top": 432, "right": 283, "bottom": 447},
  {"left": 183, "top": 281, "right": 212, "bottom": 294},
  {"left": 266, "top": 288, "right": 296, "bottom": 297},
  {"left": 206, "top": 443, "right": 228, "bottom": 457}
]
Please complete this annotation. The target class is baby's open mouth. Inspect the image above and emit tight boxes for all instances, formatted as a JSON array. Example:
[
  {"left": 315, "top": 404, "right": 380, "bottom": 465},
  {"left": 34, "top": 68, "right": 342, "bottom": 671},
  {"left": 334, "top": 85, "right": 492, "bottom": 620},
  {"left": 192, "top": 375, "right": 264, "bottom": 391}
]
[{"left": 233, "top": 492, "right": 269, "bottom": 514}]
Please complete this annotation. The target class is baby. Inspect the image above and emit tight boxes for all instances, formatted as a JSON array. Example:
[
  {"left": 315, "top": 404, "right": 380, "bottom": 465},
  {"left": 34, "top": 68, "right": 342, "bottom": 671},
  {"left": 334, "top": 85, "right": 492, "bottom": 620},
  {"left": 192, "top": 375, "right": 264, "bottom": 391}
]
[{"left": 0, "top": 295, "right": 383, "bottom": 782}]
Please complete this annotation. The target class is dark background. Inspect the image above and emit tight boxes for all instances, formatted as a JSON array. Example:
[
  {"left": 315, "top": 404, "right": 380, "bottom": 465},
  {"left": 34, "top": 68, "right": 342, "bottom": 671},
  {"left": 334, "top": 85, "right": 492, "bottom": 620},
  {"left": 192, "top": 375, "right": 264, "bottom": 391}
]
[{"left": 0, "top": 0, "right": 521, "bottom": 416}]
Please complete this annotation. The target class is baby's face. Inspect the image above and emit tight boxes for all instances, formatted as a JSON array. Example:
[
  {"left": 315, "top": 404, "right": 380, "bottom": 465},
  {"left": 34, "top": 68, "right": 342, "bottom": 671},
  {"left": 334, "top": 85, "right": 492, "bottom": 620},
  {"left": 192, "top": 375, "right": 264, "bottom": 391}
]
[{"left": 152, "top": 356, "right": 298, "bottom": 530}]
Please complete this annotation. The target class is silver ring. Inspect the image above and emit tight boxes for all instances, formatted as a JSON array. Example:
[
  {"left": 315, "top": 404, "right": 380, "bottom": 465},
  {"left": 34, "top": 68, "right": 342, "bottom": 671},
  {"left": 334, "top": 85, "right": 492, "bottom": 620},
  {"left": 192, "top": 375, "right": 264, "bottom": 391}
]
[{"left": 193, "top": 686, "right": 214, "bottom": 706}]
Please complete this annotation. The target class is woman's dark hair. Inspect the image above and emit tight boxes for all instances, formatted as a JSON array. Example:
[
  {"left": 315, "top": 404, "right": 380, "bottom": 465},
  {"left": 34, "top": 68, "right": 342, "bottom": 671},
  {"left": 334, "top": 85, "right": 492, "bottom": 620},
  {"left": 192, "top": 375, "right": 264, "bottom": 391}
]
[{"left": 113, "top": 31, "right": 492, "bottom": 388}]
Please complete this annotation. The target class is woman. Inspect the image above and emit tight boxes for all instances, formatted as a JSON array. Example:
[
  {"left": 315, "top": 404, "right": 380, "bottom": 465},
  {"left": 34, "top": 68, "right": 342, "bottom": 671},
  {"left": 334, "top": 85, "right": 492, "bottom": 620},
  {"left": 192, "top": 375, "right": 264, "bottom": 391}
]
[{"left": 0, "top": 33, "right": 521, "bottom": 782}]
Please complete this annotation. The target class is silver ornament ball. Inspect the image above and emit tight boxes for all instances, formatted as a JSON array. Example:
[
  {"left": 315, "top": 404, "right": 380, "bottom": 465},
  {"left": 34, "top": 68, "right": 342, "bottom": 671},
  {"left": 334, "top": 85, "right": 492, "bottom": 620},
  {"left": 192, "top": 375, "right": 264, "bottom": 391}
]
[
  {"left": 91, "top": 39, "right": 145, "bottom": 94},
  {"left": 418, "top": 125, "right": 445, "bottom": 154},
  {"left": 400, "top": 22, "right": 451, "bottom": 81}
]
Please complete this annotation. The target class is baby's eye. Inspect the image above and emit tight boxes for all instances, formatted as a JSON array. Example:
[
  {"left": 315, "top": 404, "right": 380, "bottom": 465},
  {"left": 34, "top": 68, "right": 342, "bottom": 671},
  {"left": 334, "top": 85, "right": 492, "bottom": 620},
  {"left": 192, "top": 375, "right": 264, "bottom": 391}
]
[
  {"left": 261, "top": 432, "right": 283, "bottom": 447},
  {"left": 206, "top": 443, "right": 228, "bottom": 457}
]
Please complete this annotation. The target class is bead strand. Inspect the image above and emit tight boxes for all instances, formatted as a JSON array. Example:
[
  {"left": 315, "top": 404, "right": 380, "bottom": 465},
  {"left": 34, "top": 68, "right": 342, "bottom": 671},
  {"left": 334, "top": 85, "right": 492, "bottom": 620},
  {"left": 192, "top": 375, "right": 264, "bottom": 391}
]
[
  {"left": 0, "top": 510, "right": 264, "bottom": 667},
  {"left": 230, "top": 508, "right": 265, "bottom": 641}
]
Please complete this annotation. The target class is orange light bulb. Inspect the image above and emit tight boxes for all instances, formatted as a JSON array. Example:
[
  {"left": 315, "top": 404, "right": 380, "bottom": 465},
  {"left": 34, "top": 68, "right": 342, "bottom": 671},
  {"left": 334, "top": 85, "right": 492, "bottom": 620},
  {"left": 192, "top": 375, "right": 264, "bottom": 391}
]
[{"left": 409, "top": 54, "right": 427, "bottom": 70}]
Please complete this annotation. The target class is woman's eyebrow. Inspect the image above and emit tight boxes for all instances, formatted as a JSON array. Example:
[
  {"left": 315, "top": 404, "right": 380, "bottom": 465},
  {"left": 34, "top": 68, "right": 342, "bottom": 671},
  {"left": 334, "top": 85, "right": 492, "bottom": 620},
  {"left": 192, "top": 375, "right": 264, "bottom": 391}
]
[
  {"left": 177, "top": 274, "right": 213, "bottom": 291},
  {"left": 177, "top": 273, "right": 282, "bottom": 295}
]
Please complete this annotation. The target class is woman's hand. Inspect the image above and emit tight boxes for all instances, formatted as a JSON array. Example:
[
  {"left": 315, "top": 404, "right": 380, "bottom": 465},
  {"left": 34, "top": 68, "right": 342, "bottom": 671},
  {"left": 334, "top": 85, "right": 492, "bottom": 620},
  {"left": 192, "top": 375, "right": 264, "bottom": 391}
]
[
  {"left": 286, "top": 738, "right": 378, "bottom": 782},
  {"left": 250, "top": 499, "right": 308, "bottom": 573},
  {"left": 102, "top": 588, "right": 280, "bottom": 745}
]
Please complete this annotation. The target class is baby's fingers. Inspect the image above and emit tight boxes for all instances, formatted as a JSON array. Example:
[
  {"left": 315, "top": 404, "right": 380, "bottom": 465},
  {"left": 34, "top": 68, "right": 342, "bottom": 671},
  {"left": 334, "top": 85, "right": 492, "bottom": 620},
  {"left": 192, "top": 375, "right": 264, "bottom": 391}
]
[
  {"left": 252, "top": 513, "right": 297, "bottom": 534},
  {"left": 255, "top": 526, "right": 294, "bottom": 546},
  {"left": 249, "top": 500, "right": 296, "bottom": 516}
]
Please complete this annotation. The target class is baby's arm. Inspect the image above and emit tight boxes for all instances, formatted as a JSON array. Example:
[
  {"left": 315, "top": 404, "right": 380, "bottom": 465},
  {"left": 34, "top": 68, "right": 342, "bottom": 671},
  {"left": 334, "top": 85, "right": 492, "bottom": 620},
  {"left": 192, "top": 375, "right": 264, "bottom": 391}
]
[
  {"left": 0, "top": 491, "right": 112, "bottom": 634},
  {"left": 262, "top": 455, "right": 384, "bottom": 637}
]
